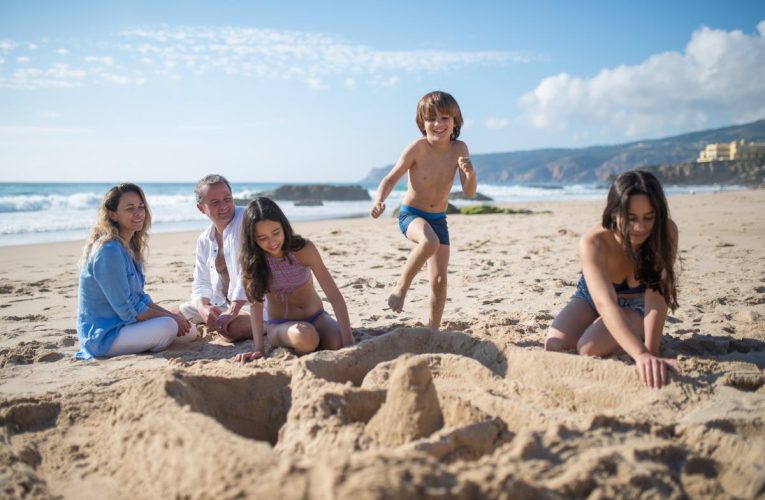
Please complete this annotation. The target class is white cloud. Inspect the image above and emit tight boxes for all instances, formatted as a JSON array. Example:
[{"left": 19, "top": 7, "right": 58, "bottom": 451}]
[
  {"left": 0, "top": 26, "right": 538, "bottom": 90},
  {"left": 370, "top": 75, "right": 400, "bottom": 87},
  {"left": 100, "top": 73, "right": 146, "bottom": 85},
  {"left": 84, "top": 56, "right": 114, "bottom": 65},
  {"left": 306, "top": 77, "right": 325, "bottom": 89},
  {"left": 462, "top": 118, "right": 475, "bottom": 130},
  {"left": 0, "top": 125, "right": 92, "bottom": 136},
  {"left": 0, "top": 63, "right": 86, "bottom": 89},
  {"left": 39, "top": 111, "right": 61, "bottom": 118},
  {"left": 485, "top": 117, "right": 510, "bottom": 130},
  {"left": 520, "top": 21, "right": 765, "bottom": 138},
  {"left": 117, "top": 26, "right": 536, "bottom": 86}
]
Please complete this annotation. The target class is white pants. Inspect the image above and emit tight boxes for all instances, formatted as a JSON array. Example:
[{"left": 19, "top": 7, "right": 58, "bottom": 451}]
[{"left": 106, "top": 316, "right": 194, "bottom": 357}]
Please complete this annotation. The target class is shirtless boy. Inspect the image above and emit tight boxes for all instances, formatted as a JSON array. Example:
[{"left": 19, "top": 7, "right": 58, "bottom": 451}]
[{"left": 370, "top": 91, "right": 477, "bottom": 330}]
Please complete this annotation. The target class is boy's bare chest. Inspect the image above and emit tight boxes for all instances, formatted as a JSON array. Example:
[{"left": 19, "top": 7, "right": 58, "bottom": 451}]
[{"left": 411, "top": 152, "right": 458, "bottom": 182}]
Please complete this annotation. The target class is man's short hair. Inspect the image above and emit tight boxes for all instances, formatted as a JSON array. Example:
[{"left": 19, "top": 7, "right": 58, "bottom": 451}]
[{"left": 195, "top": 174, "right": 232, "bottom": 203}]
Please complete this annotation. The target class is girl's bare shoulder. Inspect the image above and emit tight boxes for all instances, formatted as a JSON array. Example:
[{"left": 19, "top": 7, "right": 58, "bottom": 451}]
[
  {"left": 580, "top": 224, "right": 618, "bottom": 255},
  {"left": 293, "top": 240, "right": 319, "bottom": 263}
]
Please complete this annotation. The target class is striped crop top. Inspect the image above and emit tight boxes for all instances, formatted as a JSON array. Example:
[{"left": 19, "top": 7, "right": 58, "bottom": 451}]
[{"left": 266, "top": 253, "right": 312, "bottom": 318}]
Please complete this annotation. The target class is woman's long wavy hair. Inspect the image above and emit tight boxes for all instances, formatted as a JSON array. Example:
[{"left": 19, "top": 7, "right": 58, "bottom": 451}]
[
  {"left": 80, "top": 183, "right": 152, "bottom": 266},
  {"left": 240, "top": 197, "right": 306, "bottom": 303},
  {"left": 602, "top": 170, "right": 678, "bottom": 310}
]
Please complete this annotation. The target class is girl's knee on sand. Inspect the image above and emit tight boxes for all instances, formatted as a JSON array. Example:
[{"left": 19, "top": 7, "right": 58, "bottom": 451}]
[
  {"left": 320, "top": 332, "right": 343, "bottom": 351},
  {"left": 544, "top": 332, "right": 576, "bottom": 352},
  {"left": 288, "top": 322, "right": 321, "bottom": 354},
  {"left": 576, "top": 337, "right": 615, "bottom": 357}
]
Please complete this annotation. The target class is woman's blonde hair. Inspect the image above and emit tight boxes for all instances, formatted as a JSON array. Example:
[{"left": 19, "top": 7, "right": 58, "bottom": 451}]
[{"left": 80, "top": 183, "right": 152, "bottom": 266}]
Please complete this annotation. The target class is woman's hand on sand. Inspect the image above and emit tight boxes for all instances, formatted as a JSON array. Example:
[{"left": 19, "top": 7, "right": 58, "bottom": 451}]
[
  {"left": 635, "top": 352, "right": 675, "bottom": 389},
  {"left": 370, "top": 201, "right": 386, "bottom": 218},
  {"left": 174, "top": 313, "right": 191, "bottom": 335},
  {"left": 234, "top": 351, "right": 263, "bottom": 363}
]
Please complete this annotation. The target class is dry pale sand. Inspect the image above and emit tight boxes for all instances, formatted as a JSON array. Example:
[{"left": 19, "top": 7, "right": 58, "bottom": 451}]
[{"left": 1, "top": 189, "right": 764, "bottom": 499}]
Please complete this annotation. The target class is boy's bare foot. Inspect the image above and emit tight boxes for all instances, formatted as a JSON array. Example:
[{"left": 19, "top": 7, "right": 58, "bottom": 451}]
[{"left": 388, "top": 286, "right": 407, "bottom": 313}]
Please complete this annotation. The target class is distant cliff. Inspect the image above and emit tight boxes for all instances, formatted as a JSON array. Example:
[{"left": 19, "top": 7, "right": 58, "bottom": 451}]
[
  {"left": 643, "top": 159, "right": 765, "bottom": 186},
  {"left": 360, "top": 119, "right": 765, "bottom": 185}
]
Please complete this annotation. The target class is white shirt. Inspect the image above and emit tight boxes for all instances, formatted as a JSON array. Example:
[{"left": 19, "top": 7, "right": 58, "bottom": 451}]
[{"left": 191, "top": 206, "right": 247, "bottom": 306}]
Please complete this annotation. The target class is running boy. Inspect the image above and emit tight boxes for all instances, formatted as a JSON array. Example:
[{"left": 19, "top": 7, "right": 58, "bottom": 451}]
[{"left": 370, "top": 91, "right": 477, "bottom": 330}]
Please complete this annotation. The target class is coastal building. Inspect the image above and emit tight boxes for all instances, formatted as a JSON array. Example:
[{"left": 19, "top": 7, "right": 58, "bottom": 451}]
[{"left": 697, "top": 139, "right": 765, "bottom": 162}]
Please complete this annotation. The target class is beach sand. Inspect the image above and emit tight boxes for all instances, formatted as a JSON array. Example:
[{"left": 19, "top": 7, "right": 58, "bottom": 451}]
[{"left": 1, "top": 190, "right": 764, "bottom": 499}]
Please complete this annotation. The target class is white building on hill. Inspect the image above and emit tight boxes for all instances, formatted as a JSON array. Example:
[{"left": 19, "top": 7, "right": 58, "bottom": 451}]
[{"left": 697, "top": 139, "right": 765, "bottom": 162}]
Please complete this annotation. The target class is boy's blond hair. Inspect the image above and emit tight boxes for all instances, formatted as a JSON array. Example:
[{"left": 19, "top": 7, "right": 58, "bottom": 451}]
[{"left": 415, "top": 91, "right": 464, "bottom": 141}]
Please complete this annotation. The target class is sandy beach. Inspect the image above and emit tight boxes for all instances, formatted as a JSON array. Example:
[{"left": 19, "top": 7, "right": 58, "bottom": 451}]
[{"left": 1, "top": 189, "right": 764, "bottom": 499}]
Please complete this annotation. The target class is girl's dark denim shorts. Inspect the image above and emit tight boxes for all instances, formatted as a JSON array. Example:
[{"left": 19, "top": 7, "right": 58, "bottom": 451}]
[{"left": 573, "top": 275, "right": 645, "bottom": 317}]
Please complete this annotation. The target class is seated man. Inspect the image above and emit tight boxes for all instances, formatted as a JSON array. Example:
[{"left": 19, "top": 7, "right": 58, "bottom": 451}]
[{"left": 178, "top": 174, "right": 253, "bottom": 341}]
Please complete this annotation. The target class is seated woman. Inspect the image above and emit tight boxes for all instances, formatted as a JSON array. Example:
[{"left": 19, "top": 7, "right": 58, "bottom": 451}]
[
  {"left": 545, "top": 170, "right": 679, "bottom": 389},
  {"left": 234, "top": 197, "right": 354, "bottom": 362},
  {"left": 76, "top": 183, "right": 194, "bottom": 359}
]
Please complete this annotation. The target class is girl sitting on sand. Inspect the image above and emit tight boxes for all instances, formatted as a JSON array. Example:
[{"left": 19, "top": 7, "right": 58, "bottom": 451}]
[
  {"left": 76, "top": 183, "right": 194, "bottom": 359},
  {"left": 234, "top": 197, "right": 354, "bottom": 362},
  {"left": 545, "top": 170, "right": 679, "bottom": 389}
]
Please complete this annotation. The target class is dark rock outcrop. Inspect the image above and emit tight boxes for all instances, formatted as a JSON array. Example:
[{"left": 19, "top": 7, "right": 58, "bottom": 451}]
[
  {"left": 294, "top": 199, "right": 324, "bottom": 207},
  {"left": 449, "top": 191, "right": 493, "bottom": 201},
  {"left": 258, "top": 185, "right": 371, "bottom": 202}
]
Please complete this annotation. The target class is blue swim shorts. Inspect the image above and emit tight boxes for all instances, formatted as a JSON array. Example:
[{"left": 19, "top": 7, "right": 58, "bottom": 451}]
[
  {"left": 573, "top": 275, "right": 645, "bottom": 317},
  {"left": 398, "top": 204, "right": 449, "bottom": 245}
]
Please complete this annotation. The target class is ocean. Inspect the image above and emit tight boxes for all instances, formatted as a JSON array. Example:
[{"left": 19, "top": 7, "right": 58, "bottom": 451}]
[{"left": 0, "top": 181, "right": 730, "bottom": 247}]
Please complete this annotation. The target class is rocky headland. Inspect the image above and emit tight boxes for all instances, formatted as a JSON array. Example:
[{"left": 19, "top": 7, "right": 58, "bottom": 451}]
[{"left": 236, "top": 184, "right": 371, "bottom": 206}]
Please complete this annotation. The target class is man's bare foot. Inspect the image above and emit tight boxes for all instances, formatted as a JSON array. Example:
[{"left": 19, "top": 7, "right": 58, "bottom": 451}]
[{"left": 388, "top": 286, "right": 407, "bottom": 313}]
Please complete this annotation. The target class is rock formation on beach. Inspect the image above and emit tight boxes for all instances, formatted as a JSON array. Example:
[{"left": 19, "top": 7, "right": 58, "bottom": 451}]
[
  {"left": 449, "top": 191, "right": 493, "bottom": 201},
  {"left": 236, "top": 184, "right": 371, "bottom": 206}
]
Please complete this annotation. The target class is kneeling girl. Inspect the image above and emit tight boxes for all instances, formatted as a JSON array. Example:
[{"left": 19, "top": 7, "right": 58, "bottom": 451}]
[
  {"left": 545, "top": 170, "right": 679, "bottom": 389},
  {"left": 235, "top": 197, "right": 354, "bottom": 362}
]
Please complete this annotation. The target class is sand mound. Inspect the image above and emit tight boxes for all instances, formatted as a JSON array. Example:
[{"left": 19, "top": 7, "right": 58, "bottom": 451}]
[{"left": 2, "top": 325, "right": 764, "bottom": 498}]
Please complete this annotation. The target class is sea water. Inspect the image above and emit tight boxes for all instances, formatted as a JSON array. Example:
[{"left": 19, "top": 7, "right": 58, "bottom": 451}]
[{"left": 0, "top": 181, "right": 730, "bottom": 246}]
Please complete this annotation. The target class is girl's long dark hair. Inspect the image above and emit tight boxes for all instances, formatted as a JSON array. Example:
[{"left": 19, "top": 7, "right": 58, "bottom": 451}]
[
  {"left": 602, "top": 170, "right": 678, "bottom": 310},
  {"left": 240, "top": 197, "right": 306, "bottom": 303}
]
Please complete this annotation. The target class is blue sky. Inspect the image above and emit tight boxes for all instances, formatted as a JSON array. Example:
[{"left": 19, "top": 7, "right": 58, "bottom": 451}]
[{"left": 1, "top": 0, "right": 764, "bottom": 183}]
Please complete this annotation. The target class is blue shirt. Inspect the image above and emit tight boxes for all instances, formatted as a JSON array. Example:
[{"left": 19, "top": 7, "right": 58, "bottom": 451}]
[{"left": 76, "top": 239, "right": 153, "bottom": 359}]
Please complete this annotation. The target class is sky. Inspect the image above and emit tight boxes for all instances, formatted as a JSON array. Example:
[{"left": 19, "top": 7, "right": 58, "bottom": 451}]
[{"left": 1, "top": 0, "right": 764, "bottom": 183}]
